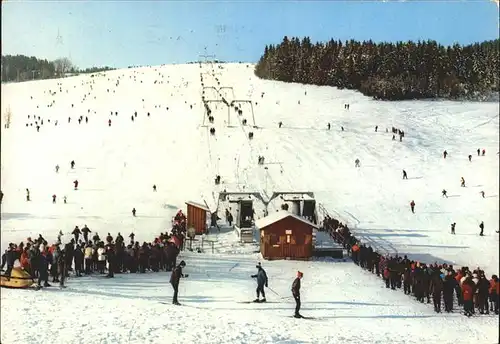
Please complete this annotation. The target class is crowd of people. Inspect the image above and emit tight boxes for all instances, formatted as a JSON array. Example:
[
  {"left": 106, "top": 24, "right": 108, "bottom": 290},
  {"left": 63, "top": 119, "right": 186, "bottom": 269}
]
[
  {"left": 1, "top": 210, "right": 188, "bottom": 290},
  {"left": 321, "top": 215, "right": 499, "bottom": 316}
]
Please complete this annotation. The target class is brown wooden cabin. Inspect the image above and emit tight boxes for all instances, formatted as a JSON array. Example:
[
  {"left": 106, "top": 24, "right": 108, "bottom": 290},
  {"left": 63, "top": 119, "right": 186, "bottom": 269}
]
[
  {"left": 256, "top": 210, "right": 318, "bottom": 260},
  {"left": 185, "top": 201, "right": 210, "bottom": 235}
]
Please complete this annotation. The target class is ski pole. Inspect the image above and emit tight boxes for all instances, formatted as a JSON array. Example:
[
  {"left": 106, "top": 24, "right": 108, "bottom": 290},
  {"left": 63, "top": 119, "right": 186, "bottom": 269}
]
[{"left": 267, "top": 286, "right": 281, "bottom": 297}]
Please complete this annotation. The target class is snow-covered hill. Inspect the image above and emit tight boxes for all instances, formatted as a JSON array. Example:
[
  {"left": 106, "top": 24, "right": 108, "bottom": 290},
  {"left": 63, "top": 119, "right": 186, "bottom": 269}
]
[
  {"left": 2, "top": 63, "right": 498, "bottom": 273},
  {"left": 1, "top": 62, "right": 499, "bottom": 344}
]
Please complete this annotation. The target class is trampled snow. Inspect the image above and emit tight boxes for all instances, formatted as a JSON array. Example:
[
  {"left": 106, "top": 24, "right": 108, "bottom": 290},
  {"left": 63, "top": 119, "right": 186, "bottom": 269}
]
[{"left": 1, "top": 63, "right": 499, "bottom": 344}]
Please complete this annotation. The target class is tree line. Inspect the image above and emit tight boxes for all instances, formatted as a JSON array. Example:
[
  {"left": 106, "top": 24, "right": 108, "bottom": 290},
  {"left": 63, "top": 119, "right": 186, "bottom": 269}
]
[
  {"left": 254, "top": 36, "right": 499, "bottom": 101},
  {"left": 1, "top": 55, "right": 115, "bottom": 83}
]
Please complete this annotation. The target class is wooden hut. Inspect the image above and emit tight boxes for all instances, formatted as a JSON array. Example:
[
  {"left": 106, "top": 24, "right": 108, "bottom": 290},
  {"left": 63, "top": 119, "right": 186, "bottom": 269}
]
[
  {"left": 256, "top": 210, "right": 318, "bottom": 260},
  {"left": 185, "top": 201, "right": 210, "bottom": 235}
]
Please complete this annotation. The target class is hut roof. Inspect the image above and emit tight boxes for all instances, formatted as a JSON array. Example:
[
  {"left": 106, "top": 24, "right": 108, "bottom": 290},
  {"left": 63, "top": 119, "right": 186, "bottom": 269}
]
[
  {"left": 185, "top": 201, "right": 210, "bottom": 212},
  {"left": 255, "top": 210, "right": 319, "bottom": 229}
]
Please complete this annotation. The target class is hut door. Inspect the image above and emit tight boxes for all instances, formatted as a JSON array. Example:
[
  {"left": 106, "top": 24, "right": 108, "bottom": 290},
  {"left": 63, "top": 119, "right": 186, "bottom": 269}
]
[{"left": 282, "top": 230, "right": 292, "bottom": 258}]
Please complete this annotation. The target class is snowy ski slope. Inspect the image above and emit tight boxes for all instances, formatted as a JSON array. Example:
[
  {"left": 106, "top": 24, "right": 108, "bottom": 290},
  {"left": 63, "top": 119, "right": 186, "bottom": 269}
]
[{"left": 1, "top": 63, "right": 499, "bottom": 344}]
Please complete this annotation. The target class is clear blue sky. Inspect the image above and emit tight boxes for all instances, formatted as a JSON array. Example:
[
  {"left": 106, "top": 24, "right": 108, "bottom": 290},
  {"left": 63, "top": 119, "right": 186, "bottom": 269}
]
[{"left": 1, "top": 0, "right": 498, "bottom": 69}]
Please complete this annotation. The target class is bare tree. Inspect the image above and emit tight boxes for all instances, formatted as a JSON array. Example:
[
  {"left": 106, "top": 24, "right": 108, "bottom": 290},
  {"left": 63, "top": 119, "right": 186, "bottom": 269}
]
[{"left": 53, "top": 57, "right": 73, "bottom": 77}]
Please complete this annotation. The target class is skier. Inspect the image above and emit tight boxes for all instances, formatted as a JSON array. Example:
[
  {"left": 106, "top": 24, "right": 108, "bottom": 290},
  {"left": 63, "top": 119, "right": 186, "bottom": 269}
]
[
  {"left": 132, "top": 208, "right": 136, "bottom": 217},
  {"left": 430, "top": 271, "right": 444, "bottom": 313},
  {"left": 482, "top": 149, "right": 485, "bottom": 156},
  {"left": 480, "top": 191, "right": 485, "bottom": 198},
  {"left": 443, "top": 150, "right": 448, "bottom": 159},
  {"left": 442, "top": 189, "right": 448, "bottom": 198},
  {"left": 278, "top": 121, "right": 283, "bottom": 128},
  {"left": 73, "top": 180, "right": 79, "bottom": 190},
  {"left": 479, "top": 221, "right": 484, "bottom": 236},
  {"left": 81, "top": 225, "right": 91, "bottom": 243},
  {"left": 477, "top": 148, "right": 480, "bottom": 156},
  {"left": 251, "top": 262, "right": 268, "bottom": 302},
  {"left": 26, "top": 188, "right": 30, "bottom": 202},
  {"left": 153, "top": 185, "right": 157, "bottom": 192},
  {"left": 460, "top": 177, "right": 465, "bottom": 187},
  {"left": 327, "top": 123, "right": 330, "bottom": 130},
  {"left": 451, "top": 223, "right": 456, "bottom": 235},
  {"left": 108, "top": 119, "right": 112, "bottom": 127},
  {"left": 70, "top": 160, "right": 75, "bottom": 169},
  {"left": 105, "top": 243, "right": 115, "bottom": 278},
  {"left": 72, "top": 226, "right": 81, "bottom": 243},
  {"left": 52, "top": 194, "right": 57, "bottom": 204},
  {"left": 63, "top": 196, "right": 67, "bottom": 204},
  {"left": 292, "top": 271, "right": 303, "bottom": 318},
  {"left": 410, "top": 200, "right": 415, "bottom": 214},
  {"left": 55, "top": 164, "right": 60, "bottom": 173},
  {"left": 468, "top": 155, "right": 472, "bottom": 162},
  {"left": 375, "top": 126, "right": 378, "bottom": 132},
  {"left": 57, "top": 249, "right": 66, "bottom": 288},
  {"left": 170, "top": 260, "right": 188, "bottom": 305},
  {"left": 354, "top": 159, "right": 360, "bottom": 168},
  {"left": 402, "top": 170, "right": 407, "bottom": 180}
]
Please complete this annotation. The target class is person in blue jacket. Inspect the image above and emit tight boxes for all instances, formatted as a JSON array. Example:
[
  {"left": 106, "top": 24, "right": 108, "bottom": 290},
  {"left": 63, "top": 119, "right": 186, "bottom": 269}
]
[{"left": 251, "top": 262, "right": 268, "bottom": 302}]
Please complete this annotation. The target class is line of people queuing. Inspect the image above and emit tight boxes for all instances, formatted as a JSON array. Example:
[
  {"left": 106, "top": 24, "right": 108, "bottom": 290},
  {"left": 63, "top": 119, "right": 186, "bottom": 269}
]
[
  {"left": 321, "top": 215, "right": 499, "bottom": 316},
  {"left": 1, "top": 210, "right": 188, "bottom": 289}
]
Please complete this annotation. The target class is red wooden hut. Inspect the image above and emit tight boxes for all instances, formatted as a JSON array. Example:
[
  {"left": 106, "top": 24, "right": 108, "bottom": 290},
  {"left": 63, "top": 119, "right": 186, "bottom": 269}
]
[
  {"left": 185, "top": 201, "right": 210, "bottom": 235},
  {"left": 256, "top": 210, "right": 318, "bottom": 260}
]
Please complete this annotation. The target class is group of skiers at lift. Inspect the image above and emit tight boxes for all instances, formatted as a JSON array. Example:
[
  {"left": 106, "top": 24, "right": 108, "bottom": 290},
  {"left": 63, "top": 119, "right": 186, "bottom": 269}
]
[
  {"left": 323, "top": 216, "right": 499, "bottom": 316},
  {"left": 0, "top": 212, "right": 188, "bottom": 292},
  {"left": 250, "top": 262, "right": 305, "bottom": 318}
]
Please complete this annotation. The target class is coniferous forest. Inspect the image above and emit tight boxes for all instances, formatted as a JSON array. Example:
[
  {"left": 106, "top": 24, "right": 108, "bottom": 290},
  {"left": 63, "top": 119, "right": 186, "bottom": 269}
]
[{"left": 254, "top": 37, "right": 499, "bottom": 101}]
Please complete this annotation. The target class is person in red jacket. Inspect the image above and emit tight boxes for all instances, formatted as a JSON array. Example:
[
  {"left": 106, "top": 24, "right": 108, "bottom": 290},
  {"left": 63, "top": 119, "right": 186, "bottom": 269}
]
[
  {"left": 462, "top": 280, "right": 474, "bottom": 317},
  {"left": 410, "top": 200, "right": 415, "bottom": 213},
  {"left": 490, "top": 275, "right": 499, "bottom": 315}
]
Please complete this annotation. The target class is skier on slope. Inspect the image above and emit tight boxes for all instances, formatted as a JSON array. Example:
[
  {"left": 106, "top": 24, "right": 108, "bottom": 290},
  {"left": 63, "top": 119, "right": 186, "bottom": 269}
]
[
  {"left": 251, "top": 262, "right": 268, "bottom": 302},
  {"left": 170, "top": 260, "right": 188, "bottom": 305},
  {"left": 292, "top": 271, "right": 303, "bottom": 318},
  {"left": 410, "top": 200, "right": 415, "bottom": 214},
  {"left": 402, "top": 170, "right": 407, "bottom": 180}
]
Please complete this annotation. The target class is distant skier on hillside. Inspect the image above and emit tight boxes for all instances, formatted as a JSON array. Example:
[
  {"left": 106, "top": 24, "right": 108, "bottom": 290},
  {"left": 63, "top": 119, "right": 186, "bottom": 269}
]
[
  {"left": 251, "top": 262, "right": 268, "bottom": 303},
  {"left": 355, "top": 159, "right": 360, "bottom": 168},
  {"left": 442, "top": 189, "right": 448, "bottom": 198},
  {"left": 71, "top": 160, "right": 75, "bottom": 169},
  {"left": 477, "top": 148, "right": 480, "bottom": 156},
  {"left": 468, "top": 155, "right": 472, "bottom": 162},
  {"left": 479, "top": 221, "right": 484, "bottom": 236},
  {"left": 402, "top": 170, "right": 407, "bottom": 180},
  {"left": 443, "top": 150, "right": 448, "bottom": 159},
  {"left": 55, "top": 165, "right": 60, "bottom": 173},
  {"left": 26, "top": 188, "right": 30, "bottom": 202},
  {"left": 451, "top": 223, "right": 456, "bottom": 235},
  {"left": 410, "top": 200, "right": 415, "bottom": 213},
  {"left": 460, "top": 177, "right": 465, "bottom": 187}
]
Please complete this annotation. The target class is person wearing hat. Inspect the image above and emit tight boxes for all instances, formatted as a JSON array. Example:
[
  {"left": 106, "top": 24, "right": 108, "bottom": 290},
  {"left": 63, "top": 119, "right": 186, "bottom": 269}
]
[
  {"left": 292, "top": 271, "right": 303, "bottom": 318},
  {"left": 170, "top": 260, "right": 188, "bottom": 305},
  {"left": 251, "top": 262, "right": 268, "bottom": 302}
]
